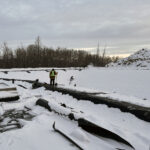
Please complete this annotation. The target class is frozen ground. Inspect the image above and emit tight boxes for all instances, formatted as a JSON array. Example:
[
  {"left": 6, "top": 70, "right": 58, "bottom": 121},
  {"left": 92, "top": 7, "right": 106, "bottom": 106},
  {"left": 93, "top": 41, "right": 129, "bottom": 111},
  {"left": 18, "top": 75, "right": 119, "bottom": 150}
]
[
  {"left": 0, "top": 79, "right": 149, "bottom": 150},
  {"left": 0, "top": 67, "right": 150, "bottom": 150},
  {"left": 0, "top": 67, "right": 150, "bottom": 107}
]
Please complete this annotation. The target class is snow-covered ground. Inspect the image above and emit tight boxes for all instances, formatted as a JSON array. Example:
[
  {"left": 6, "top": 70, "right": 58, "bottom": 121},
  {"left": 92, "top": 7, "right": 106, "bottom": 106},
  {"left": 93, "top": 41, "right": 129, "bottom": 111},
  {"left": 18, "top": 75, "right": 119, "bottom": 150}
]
[
  {"left": 0, "top": 67, "right": 150, "bottom": 107},
  {"left": 0, "top": 66, "right": 150, "bottom": 150},
  {"left": 0, "top": 79, "right": 149, "bottom": 150}
]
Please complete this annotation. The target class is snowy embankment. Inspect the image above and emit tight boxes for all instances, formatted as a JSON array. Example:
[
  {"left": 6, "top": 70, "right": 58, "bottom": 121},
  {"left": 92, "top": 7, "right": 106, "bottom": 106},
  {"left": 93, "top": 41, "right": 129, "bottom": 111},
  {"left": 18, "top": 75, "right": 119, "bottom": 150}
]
[
  {"left": 108, "top": 49, "right": 150, "bottom": 69},
  {"left": 0, "top": 67, "right": 150, "bottom": 107},
  {"left": 0, "top": 80, "right": 149, "bottom": 150}
]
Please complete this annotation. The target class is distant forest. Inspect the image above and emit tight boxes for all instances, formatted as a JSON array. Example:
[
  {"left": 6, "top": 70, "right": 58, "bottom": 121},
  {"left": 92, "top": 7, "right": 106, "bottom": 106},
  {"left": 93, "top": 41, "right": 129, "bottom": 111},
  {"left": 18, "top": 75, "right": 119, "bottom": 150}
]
[{"left": 0, "top": 37, "right": 119, "bottom": 68}]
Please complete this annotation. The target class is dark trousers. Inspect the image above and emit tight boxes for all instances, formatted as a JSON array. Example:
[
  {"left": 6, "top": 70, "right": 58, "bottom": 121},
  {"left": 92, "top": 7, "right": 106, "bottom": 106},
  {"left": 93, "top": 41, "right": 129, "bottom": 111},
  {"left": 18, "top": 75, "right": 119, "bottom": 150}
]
[{"left": 50, "top": 78, "right": 55, "bottom": 85}]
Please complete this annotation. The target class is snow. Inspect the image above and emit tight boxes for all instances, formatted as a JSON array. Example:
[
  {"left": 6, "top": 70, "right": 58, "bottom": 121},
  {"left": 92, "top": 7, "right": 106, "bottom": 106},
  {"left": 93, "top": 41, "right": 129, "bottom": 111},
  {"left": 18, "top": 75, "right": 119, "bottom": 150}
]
[
  {"left": 0, "top": 83, "right": 19, "bottom": 98},
  {"left": 108, "top": 49, "right": 150, "bottom": 69},
  {"left": 0, "top": 67, "right": 150, "bottom": 106},
  {"left": 0, "top": 91, "right": 18, "bottom": 98},
  {"left": 0, "top": 82, "right": 9, "bottom": 88},
  {"left": 42, "top": 89, "right": 150, "bottom": 150},
  {"left": 70, "top": 128, "right": 90, "bottom": 143},
  {"left": 0, "top": 114, "right": 77, "bottom": 150},
  {"left": 0, "top": 65, "right": 150, "bottom": 150}
]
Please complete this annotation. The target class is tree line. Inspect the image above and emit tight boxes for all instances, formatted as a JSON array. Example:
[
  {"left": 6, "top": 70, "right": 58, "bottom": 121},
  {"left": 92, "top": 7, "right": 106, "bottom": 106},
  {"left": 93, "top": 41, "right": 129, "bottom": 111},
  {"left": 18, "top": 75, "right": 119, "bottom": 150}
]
[{"left": 0, "top": 37, "right": 119, "bottom": 68}]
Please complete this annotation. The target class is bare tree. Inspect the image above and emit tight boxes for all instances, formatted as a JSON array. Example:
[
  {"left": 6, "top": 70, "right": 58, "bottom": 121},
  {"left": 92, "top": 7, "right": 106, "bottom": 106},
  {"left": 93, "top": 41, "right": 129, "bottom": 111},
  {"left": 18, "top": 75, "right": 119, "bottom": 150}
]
[
  {"left": 35, "top": 36, "right": 42, "bottom": 66},
  {"left": 0, "top": 38, "right": 117, "bottom": 68},
  {"left": 96, "top": 42, "right": 100, "bottom": 56},
  {"left": 2, "top": 42, "right": 13, "bottom": 68}
]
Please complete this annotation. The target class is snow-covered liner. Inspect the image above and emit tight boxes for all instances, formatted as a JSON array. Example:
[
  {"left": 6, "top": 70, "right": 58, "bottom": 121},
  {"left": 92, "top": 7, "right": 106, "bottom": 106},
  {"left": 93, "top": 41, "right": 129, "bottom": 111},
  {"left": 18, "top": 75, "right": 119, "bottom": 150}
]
[
  {"left": 0, "top": 91, "right": 18, "bottom": 98},
  {"left": 39, "top": 97, "right": 134, "bottom": 150},
  {"left": 47, "top": 99, "right": 83, "bottom": 119},
  {"left": 97, "top": 92, "right": 150, "bottom": 108},
  {"left": 108, "top": 49, "right": 150, "bottom": 69},
  {"left": 0, "top": 82, "right": 19, "bottom": 98}
]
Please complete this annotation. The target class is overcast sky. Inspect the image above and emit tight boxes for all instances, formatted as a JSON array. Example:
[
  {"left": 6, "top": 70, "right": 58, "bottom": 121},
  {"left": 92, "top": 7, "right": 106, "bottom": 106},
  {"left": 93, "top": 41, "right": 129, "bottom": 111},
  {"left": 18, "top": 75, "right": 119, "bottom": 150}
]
[{"left": 0, "top": 0, "right": 150, "bottom": 56}]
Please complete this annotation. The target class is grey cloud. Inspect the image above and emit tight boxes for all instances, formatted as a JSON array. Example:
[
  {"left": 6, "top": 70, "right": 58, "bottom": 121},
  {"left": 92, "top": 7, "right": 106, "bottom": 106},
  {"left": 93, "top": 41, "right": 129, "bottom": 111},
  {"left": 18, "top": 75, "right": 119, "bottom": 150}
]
[{"left": 0, "top": 0, "right": 150, "bottom": 55}]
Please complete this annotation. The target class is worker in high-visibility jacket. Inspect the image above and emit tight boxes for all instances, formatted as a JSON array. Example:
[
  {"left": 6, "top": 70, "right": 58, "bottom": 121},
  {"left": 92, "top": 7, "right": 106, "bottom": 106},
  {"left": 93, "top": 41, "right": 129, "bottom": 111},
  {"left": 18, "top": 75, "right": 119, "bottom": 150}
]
[{"left": 49, "top": 69, "right": 58, "bottom": 85}]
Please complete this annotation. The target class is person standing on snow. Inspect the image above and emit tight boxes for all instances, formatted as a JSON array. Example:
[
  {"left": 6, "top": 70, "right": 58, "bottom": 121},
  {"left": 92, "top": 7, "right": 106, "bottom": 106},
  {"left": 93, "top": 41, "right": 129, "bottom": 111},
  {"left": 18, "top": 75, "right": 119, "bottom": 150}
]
[{"left": 49, "top": 68, "right": 58, "bottom": 86}]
